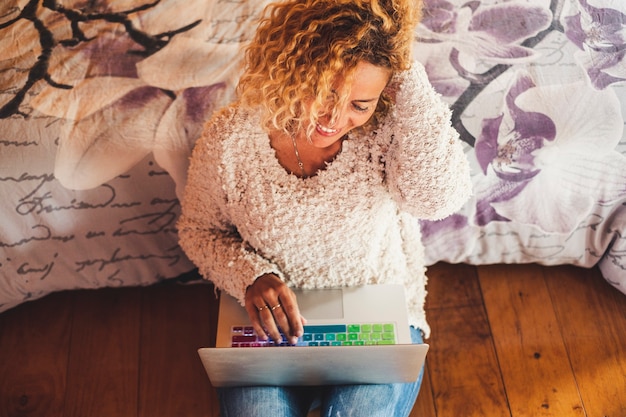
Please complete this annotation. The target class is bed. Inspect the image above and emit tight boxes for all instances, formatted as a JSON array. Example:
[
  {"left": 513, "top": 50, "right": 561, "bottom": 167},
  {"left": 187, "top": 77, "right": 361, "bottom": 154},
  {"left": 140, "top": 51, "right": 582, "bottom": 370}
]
[{"left": 2, "top": 0, "right": 625, "bottom": 312}]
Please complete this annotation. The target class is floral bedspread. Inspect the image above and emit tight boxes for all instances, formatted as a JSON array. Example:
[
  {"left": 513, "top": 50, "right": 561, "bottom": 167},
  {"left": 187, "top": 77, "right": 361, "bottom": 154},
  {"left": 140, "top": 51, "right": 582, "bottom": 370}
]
[
  {"left": 417, "top": 0, "right": 626, "bottom": 293},
  {"left": 1, "top": 0, "right": 625, "bottom": 312}
]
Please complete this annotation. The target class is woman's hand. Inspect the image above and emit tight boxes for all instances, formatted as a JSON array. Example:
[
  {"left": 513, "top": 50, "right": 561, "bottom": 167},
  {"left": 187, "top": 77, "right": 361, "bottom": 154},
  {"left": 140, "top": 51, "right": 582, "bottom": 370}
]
[{"left": 244, "top": 273, "right": 305, "bottom": 345}]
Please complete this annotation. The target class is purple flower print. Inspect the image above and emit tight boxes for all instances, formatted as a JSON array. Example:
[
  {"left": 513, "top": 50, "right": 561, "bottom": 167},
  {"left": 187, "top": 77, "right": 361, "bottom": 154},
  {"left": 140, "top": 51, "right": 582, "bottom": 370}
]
[
  {"left": 416, "top": 0, "right": 552, "bottom": 75},
  {"left": 564, "top": 0, "right": 626, "bottom": 89},
  {"left": 473, "top": 74, "right": 555, "bottom": 227},
  {"left": 30, "top": 28, "right": 235, "bottom": 196},
  {"left": 473, "top": 71, "right": 625, "bottom": 233},
  {"left": 476, "top": 75, "right": 556, "bottom": 178},
  {"left": 3, "top": 1, "right": 249, "bottom": 197}
]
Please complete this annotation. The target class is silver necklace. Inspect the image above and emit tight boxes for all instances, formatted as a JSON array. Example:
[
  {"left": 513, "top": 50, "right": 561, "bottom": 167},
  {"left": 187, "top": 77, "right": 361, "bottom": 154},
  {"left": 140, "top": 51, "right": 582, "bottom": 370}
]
[{"left": 291, "top": 134, "right": 306, "bottom": 176}]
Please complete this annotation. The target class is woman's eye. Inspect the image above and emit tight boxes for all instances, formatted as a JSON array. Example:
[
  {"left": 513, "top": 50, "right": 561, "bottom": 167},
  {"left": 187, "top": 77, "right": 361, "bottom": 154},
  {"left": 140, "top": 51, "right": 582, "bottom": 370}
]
[{"left": 352, "top": 103, "right": 369, "bottom": 112}]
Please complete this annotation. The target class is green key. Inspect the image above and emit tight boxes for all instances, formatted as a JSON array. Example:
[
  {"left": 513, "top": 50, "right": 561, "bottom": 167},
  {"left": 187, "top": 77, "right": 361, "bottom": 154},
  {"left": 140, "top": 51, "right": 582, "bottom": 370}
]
[
  {"left": 361, "top": 324, "right": 372, "bottom": 333},
  {"left": 382, "top": 332, "right": 394, "bottom": 340},
  {"left": 371, "top": 332, "right": 381, "bottom": 340},
  {"left": 348, "top": 333, "right": 359, "bottom": 341},
  {"left": 372, "top": 324, "right": 383, "bottom": 332},
  {"left": 347, "top": 324, "right": 361, "bottom": 333},
  {"left": 336, "top": 333, "right": 347, "bottom": 342},
  {"left": 384, "top": 323, "right": 395, "bottom": 332}
]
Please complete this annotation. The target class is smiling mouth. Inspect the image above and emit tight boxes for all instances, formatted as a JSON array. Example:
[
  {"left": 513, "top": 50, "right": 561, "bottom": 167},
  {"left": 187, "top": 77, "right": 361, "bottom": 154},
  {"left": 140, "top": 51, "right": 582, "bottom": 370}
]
[{"left": 316, "top": 123, "right": 339, "bottom": 135}]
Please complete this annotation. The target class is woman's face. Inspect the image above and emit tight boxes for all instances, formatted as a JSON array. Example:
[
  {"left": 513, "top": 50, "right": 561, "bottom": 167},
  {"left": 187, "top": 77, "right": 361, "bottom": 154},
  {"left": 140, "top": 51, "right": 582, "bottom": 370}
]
[{"left": 307, "top": 61, "right": 391, "bottom": 148}]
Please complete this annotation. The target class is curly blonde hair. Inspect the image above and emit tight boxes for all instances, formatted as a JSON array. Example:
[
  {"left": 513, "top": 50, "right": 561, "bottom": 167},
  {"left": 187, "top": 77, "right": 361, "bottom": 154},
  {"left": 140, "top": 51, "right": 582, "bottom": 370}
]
[{"left": 237, "top": 0, "right": 421, "bottom": 137}]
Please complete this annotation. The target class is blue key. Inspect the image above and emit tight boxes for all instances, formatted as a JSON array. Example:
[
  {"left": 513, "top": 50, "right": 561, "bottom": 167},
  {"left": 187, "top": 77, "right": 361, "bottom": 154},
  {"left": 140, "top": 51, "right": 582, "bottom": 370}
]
[{"left": 303, "top": 325, "right": 347, "bottom": 333}]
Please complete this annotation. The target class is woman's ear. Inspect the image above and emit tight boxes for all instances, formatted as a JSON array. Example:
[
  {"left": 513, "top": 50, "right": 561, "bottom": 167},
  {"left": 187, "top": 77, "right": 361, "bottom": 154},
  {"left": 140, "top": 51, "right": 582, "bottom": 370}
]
[{"left": 383, "top": 73, "right": 401, "bottom": 103}]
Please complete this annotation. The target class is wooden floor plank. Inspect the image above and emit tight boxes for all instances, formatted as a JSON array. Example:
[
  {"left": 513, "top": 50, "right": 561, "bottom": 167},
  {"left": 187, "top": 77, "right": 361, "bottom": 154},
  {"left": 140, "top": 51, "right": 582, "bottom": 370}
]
[
  {"left": 63, "top": 287, "right": 142, "bottom": 417},
  {"left": 478, "top": 264, "right": 585, "bottom": 417},
  {"left": 425, "top": 262, "right": 485, "bottom": 310},
  {"left": 410, "top": 362, "right": 436, "bottom": 417},
  {"left": 426, "top": 263, "right": 511, "bottom": 417},
  {"left": 545, "top": 265, "right": 626, "bottom": 417},
  {"left": 0, "top": 291, "right": 73, "bottom": 417},
  {"left": 138, "top": 281, "right": 219, "bottom": 417},
  {"left": 414, "top": 262, "right": 486, "bottom": 417}
]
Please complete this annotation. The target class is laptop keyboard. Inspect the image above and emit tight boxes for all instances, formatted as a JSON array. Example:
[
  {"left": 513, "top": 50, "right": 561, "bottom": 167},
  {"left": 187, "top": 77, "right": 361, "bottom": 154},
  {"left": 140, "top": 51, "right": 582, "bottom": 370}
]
[{"left": 229, "top": 323, "right": 397, "bottom": 347}]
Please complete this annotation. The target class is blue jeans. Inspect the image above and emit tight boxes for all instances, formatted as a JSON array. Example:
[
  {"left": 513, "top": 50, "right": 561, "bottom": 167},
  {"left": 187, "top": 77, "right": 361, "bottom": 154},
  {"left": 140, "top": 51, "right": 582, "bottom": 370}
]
[{"left": 217, "top": 327, "right": 425, "bottom": 417}]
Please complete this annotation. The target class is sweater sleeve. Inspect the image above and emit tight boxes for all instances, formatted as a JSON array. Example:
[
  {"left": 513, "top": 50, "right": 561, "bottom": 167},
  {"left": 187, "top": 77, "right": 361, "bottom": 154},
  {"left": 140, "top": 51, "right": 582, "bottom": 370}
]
[
  {"left": 382, "top": 62, "right": 472, "bottom": 220},
  {"left": 177, "top": 106, "right": 283, "bottom": 304}
]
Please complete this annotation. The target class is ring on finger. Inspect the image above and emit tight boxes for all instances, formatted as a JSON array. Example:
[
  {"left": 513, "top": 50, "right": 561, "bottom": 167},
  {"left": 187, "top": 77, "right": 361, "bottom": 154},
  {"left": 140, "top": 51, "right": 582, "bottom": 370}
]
[
  {"left": 270, "top": 303, "right": 281, "bottom": 311},
  {"left": 257, "top": 305, "right": 269, "bottom": 312}
]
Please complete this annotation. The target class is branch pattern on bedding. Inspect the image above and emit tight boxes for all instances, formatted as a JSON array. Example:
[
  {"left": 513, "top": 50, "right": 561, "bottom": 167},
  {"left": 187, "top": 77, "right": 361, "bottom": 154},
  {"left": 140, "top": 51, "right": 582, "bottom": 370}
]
[{"left": 1, "top": 0, "right": 624, "bottom": 311}]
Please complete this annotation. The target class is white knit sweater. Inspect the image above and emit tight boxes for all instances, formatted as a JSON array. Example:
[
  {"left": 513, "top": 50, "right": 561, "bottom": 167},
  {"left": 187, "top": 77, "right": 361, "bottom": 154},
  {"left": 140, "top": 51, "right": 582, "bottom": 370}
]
[{"left": 178, "top": 63, "right": 472, "bottom": 336}]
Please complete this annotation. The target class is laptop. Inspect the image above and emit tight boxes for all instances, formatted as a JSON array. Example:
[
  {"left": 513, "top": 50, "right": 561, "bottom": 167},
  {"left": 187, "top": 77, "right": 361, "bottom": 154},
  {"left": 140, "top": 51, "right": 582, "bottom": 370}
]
[{"left": 198, "top": 284, "right": 428, "bottom": 387}]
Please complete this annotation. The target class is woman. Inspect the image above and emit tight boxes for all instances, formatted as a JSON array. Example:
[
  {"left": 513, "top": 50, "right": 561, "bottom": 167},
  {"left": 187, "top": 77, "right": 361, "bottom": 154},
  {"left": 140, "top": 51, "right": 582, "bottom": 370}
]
[{"left": 178, "top": 0, "right": 472, "bottom": 415}]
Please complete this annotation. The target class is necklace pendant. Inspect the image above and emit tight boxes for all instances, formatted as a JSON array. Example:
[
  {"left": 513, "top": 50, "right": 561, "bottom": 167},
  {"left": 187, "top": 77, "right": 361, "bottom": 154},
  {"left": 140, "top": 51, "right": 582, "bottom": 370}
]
[{"left": 291, "top": 135, "right": 307, "bottom": 177}]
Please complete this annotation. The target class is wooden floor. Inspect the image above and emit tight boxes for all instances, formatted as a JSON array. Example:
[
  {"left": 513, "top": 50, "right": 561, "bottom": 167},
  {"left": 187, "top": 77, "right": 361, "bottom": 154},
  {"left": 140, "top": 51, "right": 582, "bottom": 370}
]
[{"left": 1, "top": 262, "right": 625, "bottom": 417}]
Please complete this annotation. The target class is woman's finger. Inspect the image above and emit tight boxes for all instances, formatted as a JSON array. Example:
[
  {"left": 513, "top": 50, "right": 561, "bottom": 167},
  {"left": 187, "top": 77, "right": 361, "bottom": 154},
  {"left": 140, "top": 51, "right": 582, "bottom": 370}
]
[
  {"left": 244, "top": 298, "right": 271, "bottom": 341},
  {"left": 274, "top": 292, "right": 303, "bottom": 344},
  {"left": 258, "top": 302, "right": 283, "bottom": 343}
]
